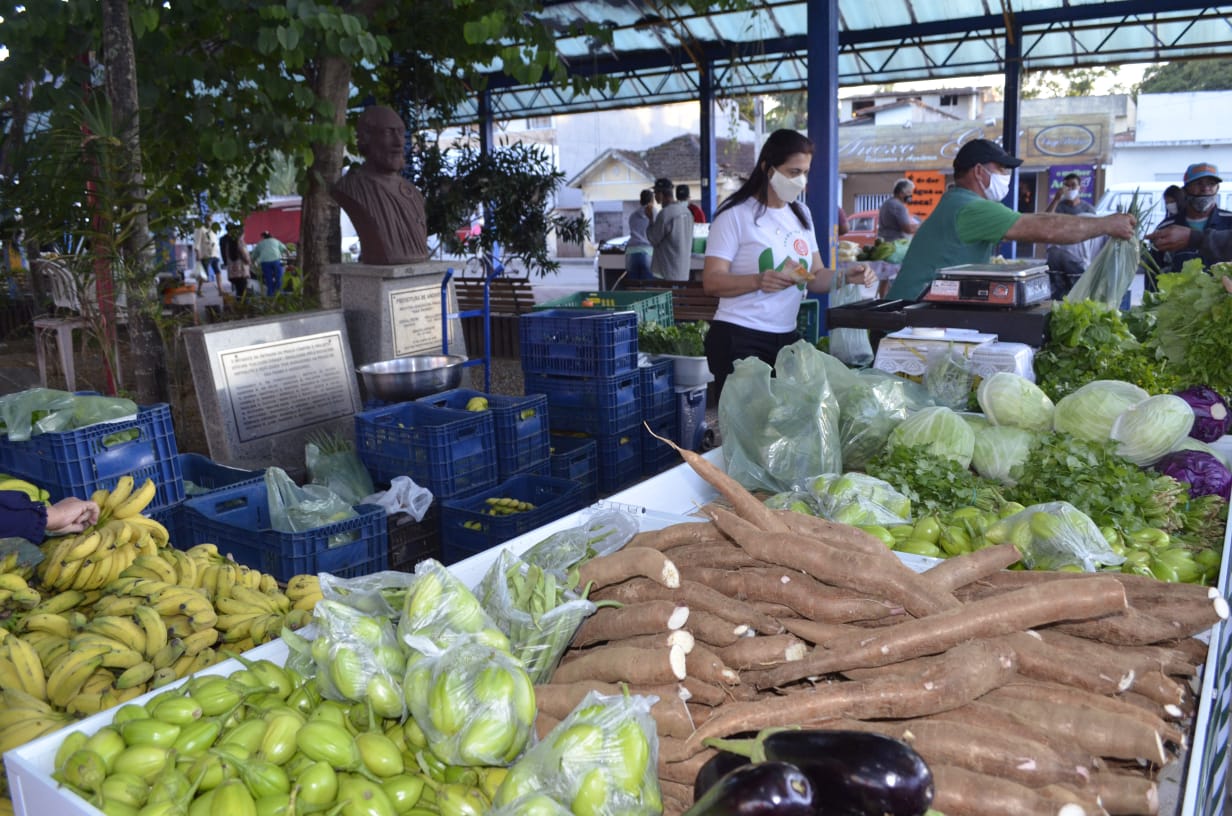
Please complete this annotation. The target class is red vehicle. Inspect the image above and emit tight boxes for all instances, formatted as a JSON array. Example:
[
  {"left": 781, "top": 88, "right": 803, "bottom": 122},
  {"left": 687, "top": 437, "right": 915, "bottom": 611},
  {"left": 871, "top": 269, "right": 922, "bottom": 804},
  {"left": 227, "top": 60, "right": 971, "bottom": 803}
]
[{"left": 843, "top": 209, "right": 879, "bottom": 247}]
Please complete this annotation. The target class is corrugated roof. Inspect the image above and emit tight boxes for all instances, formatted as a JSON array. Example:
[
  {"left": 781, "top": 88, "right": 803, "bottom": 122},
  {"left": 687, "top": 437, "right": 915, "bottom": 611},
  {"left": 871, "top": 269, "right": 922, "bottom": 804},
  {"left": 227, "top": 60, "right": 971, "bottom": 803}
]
[{"left": 444, "top": 0, "right": 1232, "bottom": 122}]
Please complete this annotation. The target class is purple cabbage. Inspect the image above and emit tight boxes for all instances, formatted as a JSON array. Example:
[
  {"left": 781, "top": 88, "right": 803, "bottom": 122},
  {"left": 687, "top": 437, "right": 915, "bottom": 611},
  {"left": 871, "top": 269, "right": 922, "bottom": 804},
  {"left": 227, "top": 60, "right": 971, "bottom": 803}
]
[
  {"left": 1175, "top": 385, "right": 1231, "bottom": 443},
  {"left": 1154, "top": 450, "right": 1232, "bottom": 501}
]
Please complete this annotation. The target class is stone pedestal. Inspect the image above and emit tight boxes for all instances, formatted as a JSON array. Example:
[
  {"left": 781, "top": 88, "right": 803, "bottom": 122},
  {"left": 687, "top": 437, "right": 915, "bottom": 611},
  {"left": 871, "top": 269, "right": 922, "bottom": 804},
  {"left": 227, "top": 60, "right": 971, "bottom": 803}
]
[{"left": 327, "top": 260, "right": 467, "bottom": 369}]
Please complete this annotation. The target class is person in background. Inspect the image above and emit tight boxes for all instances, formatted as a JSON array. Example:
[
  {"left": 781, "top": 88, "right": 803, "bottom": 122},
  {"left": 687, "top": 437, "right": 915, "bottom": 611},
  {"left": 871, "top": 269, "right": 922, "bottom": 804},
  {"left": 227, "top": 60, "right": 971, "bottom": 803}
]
[
  {"left": 677, "top": 184, "right": 707, "bottom": 224},
  {"left": 1162, "top": 184, "right": 1186, "bottom": 220},
  {"left": 648, "top": 177, "right": 695, "bottom": 281},
  {"left": 0, "top": 493, "right": 98, "bottom": 541},
  {"left": 837, "top": 206, "right": 850, "bottom": 236},
  {"left": 624, "top": 189, "right": 655, "bottom": 282},
  {"left": 1148, "top": 164, "right": 1232, "bottom": 274},
  {"left": 1045, "top": 172, "right": 1095, "bottom": 215},
  {"left": 877, "top": 178, "right": 919, "bottom": 241},
  {"left": 887, "top": 139, "right": 1136, "bottom": 301},
  {"left": 252, "top": 231, "right": 288, "bottom": 296},
  {"left": 219, "top": 223, "right": 253, "bottom": 299},
  {"left": 192, "top": 221, "right": 221, "bottom": 283},
  {"left": 701, "top": 128, "right": 875, "bottom": 398}
]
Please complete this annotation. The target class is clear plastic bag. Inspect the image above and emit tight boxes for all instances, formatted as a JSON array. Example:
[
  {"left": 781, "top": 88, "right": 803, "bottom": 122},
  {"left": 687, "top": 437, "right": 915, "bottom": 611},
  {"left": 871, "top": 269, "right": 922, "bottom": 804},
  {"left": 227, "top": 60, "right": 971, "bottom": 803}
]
[
  {"left": 983, "top": 501, "right": 1126, "bottom": 572},
  {"left": 309, "top": 599, "right": 406, "bottom": 719},
  {"left": 318, "top": 570, "right": 417, "bottom": 618},
  {"left": 305, "top": 432, "right": 374, "bottom": 506},
  {"left": 1065, "top": 236, "right": 1139, "bottom": 308},
  {"left": 808, "top": 472, "right": 913, "bottom": 526},
  {"left": 763, "top": 489, "right": 824, "bottom": 516},
  {"left": 923, "top": 345, "right": 975, "bottom": 412},
  {"left": 494, "top": 690, "right": 662, "bottom": 815},
  {"left": 397, "top": 558, "right": 511, "bottom": 653},
  {"left": 401, "top": 633, "right": 537, "bottom": 766},
  {"left": 488, "top": 793, "right": 574, "bottom": 816},
  {"left": 720, "top": 340, "right": 842, "bottom": 494},
  {"left": 827, "top": 283, "right": 874, "bottom": 366},
  {"left": 0, "top": 388, "right": 74, "bottom": 441},
  {"left": 478, "top": 549, "right": 597, "bottom": 684},
  {"left": 834, "top": 368, "right": 933, "bottom": 471},
  {"left": 264, "top": 466, "right": 358, "bottom": 546},
  {"left": 520, "top": 508, "right": 639, "bottom": 582}
]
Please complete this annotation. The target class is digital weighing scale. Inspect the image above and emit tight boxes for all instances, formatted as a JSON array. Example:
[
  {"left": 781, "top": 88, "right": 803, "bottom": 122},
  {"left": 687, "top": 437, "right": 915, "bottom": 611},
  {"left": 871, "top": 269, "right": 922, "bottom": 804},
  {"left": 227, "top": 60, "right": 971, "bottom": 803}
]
[{"left": 923, "top": 261, "right": 1051, "bottom": 308}]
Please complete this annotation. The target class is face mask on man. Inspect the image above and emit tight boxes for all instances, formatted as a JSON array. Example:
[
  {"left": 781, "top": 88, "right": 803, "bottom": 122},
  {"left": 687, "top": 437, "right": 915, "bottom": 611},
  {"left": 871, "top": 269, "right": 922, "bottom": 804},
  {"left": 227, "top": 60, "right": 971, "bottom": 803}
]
[
  {"left": 769, "top": 169, "right": 808, "bottom": 202},
  {"left": 1165, "top": 202, "right": 1179, "bottom": 216},
  {"left": 1064, "top": 188, "right": 1080, "bottom": 201},
  {"left": 1189, "top": 194, "right": 1217, "bottom": 213},
  {"left": 982, "top": 166, "right": 1011, "bottom": 202}
]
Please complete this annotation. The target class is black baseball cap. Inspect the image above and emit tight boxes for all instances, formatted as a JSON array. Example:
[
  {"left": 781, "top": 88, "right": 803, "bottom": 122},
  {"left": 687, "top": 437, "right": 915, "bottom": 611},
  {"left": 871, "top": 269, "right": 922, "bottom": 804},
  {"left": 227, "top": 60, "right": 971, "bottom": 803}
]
[
  {"left": 653, "top": 177, "right": 674, "bottom": 193},
  {"left": 953, "top": 138, "right": 1023, "bottom": 172}
]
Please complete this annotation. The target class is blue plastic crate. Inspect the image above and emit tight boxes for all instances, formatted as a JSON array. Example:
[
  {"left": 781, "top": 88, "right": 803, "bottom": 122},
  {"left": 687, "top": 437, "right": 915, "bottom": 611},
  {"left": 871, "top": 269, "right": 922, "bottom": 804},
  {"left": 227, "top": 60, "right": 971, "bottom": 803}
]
[
  {"left": 182, "top": 481, "right": 387, "bottom": 582},
  {"left": 642, "top": 408, "right": 680, "bottom": 476},
  {"left": 595, "top": 431, "right": 643, "bottom": 496},
  {"left": 524, "top": 371, "right": 641, "bottom": 436},
  {"left": 549, "top": 435, "right": 597, "bottom": 503},
  {"left": 519, "top": 309, "right": 639, "bottom": 377},
  {"left": 146, "top": 501, "right": 186, "bottom": 549},
  {"left": 440, "top": 474, "right": 586, "bottom": 564},
  {"left": 639, "top": 359, "right": 675, "bottom": 419},
  {"left": 415, "top": 389, "right": 551, "bottom": 481},
  {"left": 0, "top": 404, "right": 184, "bottom": 511},
  {"left": 180, "top": 453, "right": 264, "bottom": 495},
  {"left": 676, "top": 386, "right": 709, "bottom": 452},
  {"left": 355, "top": 402, "right": 497, "bottom": 498}
]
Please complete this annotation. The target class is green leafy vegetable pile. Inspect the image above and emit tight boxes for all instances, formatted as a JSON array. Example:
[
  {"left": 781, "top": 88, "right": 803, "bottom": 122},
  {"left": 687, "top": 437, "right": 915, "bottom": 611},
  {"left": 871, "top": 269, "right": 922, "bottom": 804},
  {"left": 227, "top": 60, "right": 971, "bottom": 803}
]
[
  {"left": 1034, "top": 299, "right": 1178, "bottom": 401},
  {"left": 637, "top": 320, "right": 708, "bottom": 357},
  {"left": 863, "top": 445, "right": 1003, "bottom": 515},
  {"left": 1149, "top": 260, "right": 1232, "bottom": 396}
]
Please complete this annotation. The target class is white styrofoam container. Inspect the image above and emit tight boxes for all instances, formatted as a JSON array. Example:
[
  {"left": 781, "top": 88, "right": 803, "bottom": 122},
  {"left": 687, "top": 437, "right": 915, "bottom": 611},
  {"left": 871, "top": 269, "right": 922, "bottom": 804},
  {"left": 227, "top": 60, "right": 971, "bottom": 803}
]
[
  {"left": 649, "top": 354, "right": 713, "bottom": 388},
  {"left": 969, "top": 341, "right": 1036, "bottom": 383}
]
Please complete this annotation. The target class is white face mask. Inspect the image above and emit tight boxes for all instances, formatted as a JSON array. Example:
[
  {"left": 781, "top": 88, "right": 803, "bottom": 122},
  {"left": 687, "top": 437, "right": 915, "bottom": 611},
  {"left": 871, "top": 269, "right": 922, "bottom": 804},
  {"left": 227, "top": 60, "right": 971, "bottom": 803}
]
[
  {"left": 1165, "top": 202, "right": 1179, "bottom": 216},
  {"left": 982, "top": 166, "right": 1011, "bottom": 202},
  {"left": 1064, "top": 187, "right": 1080, "bottom": 201},
  {"left": 769, "top": 169, "right": 807, "bottom": 203}
]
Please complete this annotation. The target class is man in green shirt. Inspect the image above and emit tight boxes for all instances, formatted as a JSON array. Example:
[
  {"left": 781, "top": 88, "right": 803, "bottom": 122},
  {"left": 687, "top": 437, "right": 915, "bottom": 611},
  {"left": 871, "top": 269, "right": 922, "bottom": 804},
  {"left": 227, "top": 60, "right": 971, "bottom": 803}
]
[
  {"left": 887, "top": 139, "right": 1136, "bottom": 300},
  {"left": 251, "top": 231, "right": 288, "bottom": 296}
]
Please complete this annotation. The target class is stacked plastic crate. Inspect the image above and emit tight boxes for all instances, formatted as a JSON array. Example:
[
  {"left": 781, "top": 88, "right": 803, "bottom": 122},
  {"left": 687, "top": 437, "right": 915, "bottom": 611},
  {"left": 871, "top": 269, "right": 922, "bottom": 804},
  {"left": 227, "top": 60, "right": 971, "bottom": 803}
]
[
  {"left": 639, "top": 358, "right": 678, "bottom": 475},
  {"left": 415, "top": 388, "right": 550, "bottom": 480},
  {"left": 521, "top": 308, "right": 644, "bottom": 497}
]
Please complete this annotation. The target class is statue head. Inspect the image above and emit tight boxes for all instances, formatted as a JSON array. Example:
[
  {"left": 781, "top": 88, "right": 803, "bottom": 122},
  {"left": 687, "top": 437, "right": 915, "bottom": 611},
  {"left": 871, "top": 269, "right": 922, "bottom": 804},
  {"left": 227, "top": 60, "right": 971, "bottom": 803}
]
[{"left": 355, "top": 105, "right": 407, "bottom": 175}]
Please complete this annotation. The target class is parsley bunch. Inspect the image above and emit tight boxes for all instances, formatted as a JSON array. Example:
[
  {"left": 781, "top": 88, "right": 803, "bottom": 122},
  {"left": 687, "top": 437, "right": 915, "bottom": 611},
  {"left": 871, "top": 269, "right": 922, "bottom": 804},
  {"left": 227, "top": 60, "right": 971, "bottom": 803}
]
[{"left": 864, "top": 445, "right": 1003, "bottom": 515}]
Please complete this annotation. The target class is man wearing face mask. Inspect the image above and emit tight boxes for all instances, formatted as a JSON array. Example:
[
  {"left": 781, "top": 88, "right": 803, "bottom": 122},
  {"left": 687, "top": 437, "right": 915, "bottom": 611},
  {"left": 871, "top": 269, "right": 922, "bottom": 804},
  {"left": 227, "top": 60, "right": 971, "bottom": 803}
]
[
  {"left": 887, "top": 138, "right": 1136, "bottom": 301},
  {"left": 1143, "top": 164, "right": 1232, "bottom": 274},
  {"left": 877, "top": 179, "right": 920, "bottom": 241},
  {"left": 648, "top": 177, "right": 696, "bottom": 281},
  {"left": 1045, "top": 172, "right": 1096, "bottom": 215}
]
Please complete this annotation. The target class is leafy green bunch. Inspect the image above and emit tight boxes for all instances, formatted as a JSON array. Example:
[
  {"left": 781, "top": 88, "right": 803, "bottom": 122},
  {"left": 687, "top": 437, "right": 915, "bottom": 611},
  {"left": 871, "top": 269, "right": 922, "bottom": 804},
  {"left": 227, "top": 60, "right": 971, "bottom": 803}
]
[
  {"left": 863, "top": 445, "right": 1002, "bottom": 515},
  {"left": 1034, "top": 299, "right": 1178, "bottom": 400},
  {"left": 1148, "top": 259, "right": 1232, "bottom": 396},
  {"left": 637, "top": 321, "right": 709, "bottom": 357}
]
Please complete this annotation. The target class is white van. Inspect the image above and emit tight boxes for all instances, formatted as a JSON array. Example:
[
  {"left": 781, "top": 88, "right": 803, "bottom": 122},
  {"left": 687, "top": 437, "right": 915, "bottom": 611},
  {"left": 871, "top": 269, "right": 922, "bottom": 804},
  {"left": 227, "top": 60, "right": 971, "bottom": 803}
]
[{"left": 1095, "top": 182, "right": 1232, "bottom": 234}]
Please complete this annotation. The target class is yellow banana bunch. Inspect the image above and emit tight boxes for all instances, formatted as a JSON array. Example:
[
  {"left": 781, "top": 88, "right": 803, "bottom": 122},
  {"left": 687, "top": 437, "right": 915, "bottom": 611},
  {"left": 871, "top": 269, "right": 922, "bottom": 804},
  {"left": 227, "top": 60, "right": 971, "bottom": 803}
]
[
  {"left": 0, "top": 550, "right": 35, "bottom": 581},
  {"left": 0, "top": 570, "right": 41, "bottom": 610},
  {"left": 0, "top": 636, "right": 47, "bottom": 700},
  {"left": 0, "top": 688, "right": 72, "bottom": 754},
  {"left": 0, "top": 475, "right": 49, "bottom": 504},
  {"left": 286, "top": 573, "right": 324, "bottom": 613}
]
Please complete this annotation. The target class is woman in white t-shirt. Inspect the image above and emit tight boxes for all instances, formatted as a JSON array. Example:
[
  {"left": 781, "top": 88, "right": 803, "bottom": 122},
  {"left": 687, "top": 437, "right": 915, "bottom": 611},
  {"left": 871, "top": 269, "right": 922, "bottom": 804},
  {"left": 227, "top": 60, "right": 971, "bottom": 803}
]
[{"left": 702, "top": 129, "right": 874, "bottom": 397}]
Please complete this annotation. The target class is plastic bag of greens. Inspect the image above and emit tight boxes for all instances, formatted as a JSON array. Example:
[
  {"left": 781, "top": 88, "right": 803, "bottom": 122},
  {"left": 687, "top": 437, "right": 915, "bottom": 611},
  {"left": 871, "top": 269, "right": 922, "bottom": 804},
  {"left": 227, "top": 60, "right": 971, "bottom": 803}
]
[
  {"left": 982, "top": 501, "right": 1125, "bottom": 572},
  {"left": 41, "top": 394, "right": 139, "bottom": 435},
  {"left": 721, "top": 340, "right": 842, "bottom": 494},
  {"left": 397, "top": 558, "right": 511, "bottom": 653},
  {"left": 478, "top": 548, "right": 597, "bottom": 684},
  {"left": 0, "top": 388, "right": 74, "bottom": 441},
  {"left": 808, "top": 471, "right": 912, "bottom": 526},
  {"left": 494, "top": 690, "right": 662, "bottom": 815},
  {"left": 401, "top": 633, "right": 536, "bottom": 767},
  {"left": 887, "top": 406, "right": 976, "bottom": 468},
  {"left": 970, "top": 425, "right": 1036, "bottom": 485},
  {"left": 834, "top": 369, "right": 932, "bottom": 471},
  {"left": 264, "top": 466, "right": 358, "bottom": 546},
  {"left": 1065, "top": 232, "right": 1141, "bottom": 308},
  {"left": 520, "top": 508, "right": 639, "bottom": 582},
  {"left": 923, "top": 345, "right": 975, "bottom": 411},
  {"left": 308, "top": 599, "right": 406, "bottom": 718},
  {"left": 305, "top": 430, "right": 374, "bottom": 506},
  {"left": 764, "top": 489, "right": 824, "bottom": 516},
  {"left": 318, "top": 570, "right": 417, "bottom": 619},
  {"left": 827, "top": 283, "right": 874, "bottom": 366}
]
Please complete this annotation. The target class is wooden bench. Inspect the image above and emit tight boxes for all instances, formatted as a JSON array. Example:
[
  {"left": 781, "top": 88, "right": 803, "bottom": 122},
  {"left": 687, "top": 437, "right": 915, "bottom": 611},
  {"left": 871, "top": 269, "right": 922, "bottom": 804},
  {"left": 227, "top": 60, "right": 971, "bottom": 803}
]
[
  {"left": 452, "top": 276, "right": 536, "bottom": 359},
  {"left": 619, "top": 279, "right": 719, "bottom": 323}
]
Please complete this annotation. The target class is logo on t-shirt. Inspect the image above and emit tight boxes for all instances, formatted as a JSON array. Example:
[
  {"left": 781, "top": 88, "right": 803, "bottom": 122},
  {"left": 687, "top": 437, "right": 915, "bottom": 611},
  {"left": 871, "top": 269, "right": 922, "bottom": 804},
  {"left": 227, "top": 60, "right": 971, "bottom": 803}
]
[{"left": 792, "top": 237, "right": 809, "bottom": 257}]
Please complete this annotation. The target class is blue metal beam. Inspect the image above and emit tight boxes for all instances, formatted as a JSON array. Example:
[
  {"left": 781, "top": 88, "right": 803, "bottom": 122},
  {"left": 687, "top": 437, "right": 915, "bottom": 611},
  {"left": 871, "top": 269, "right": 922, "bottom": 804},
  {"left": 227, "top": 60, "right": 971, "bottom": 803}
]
[{"left": 806, "top": 0, "right": 839, "bottom": 335}]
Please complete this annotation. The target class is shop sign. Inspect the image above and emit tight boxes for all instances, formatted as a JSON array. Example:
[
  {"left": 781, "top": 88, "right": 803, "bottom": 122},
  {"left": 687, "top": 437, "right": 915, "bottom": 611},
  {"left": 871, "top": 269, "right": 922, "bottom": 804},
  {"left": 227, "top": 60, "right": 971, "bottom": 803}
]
[
  {"left": 1046, "top": 164, "right": 1097, "bottom": 207},
  {"left": 905, "top": 171, "right": 946, "bottom": 221}
]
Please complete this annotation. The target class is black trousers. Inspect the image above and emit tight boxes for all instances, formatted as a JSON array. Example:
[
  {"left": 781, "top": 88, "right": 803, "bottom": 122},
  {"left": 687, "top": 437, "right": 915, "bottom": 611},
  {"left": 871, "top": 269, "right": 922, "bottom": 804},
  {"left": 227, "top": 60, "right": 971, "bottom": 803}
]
[{"left": 704, "top": 319, "right": 800, "bottom": 399}]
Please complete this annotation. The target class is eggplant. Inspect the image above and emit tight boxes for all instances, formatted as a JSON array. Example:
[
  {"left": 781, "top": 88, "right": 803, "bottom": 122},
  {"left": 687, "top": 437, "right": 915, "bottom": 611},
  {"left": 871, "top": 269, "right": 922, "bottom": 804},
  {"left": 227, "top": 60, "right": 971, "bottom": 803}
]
[
  {"left": 692, "top": 749, "right": 752, "bottom": 801},
  {"left": 761, "top": 730, "right": 934, "bottom": 816},
  {"left": 682, "top": 761, "right": 815, "bottom": 816}
]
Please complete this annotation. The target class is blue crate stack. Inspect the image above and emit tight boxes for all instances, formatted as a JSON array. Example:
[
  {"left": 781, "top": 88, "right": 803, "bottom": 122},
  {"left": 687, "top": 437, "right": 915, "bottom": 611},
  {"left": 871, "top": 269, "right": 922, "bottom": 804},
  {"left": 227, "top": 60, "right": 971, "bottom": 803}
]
[
  {"left": 639, "top": 359, "right": 679, "bottom": 475},
  {"left": 415, "top": 388, "right": 550, "bottom": 480},
  {"left": 520, "top": 309, "right": 643, "bottom": 497}
]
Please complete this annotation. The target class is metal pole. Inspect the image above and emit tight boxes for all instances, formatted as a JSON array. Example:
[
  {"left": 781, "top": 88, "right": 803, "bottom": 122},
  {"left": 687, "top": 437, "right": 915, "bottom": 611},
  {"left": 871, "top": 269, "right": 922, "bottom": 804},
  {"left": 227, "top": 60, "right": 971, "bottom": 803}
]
[{"left": 806, "top": 0, "right": 840, "bottom": 334}]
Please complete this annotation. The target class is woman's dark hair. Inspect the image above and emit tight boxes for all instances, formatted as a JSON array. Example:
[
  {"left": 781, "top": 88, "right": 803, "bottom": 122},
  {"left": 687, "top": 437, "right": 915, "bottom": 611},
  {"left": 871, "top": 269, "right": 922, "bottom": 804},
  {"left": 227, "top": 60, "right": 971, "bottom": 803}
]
[{"left": 714, "top": 128, "right": 814, "bottom": 229}]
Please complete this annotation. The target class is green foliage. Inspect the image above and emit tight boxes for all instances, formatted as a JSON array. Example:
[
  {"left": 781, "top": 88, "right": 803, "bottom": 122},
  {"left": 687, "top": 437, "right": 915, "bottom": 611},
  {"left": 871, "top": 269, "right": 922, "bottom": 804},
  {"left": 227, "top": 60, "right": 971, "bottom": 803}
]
[
  {"left": 863, "top": 445, "right": 1002, "bottom": 515},
  {"left": 1140, "top": 60, "right": 1232, "bottom": 93},
  {"left": 1022, "top": 67, "right": 1126, "bottom": 99},
  {"left": 637, "top": 321, "right": 709, "bottom": 357},
  {"left": 1034, "top": 300, "right": 1179, "bottom": 401},
  {"left": 1148, "top": 260, "right": 1232, "bottom": 395}
]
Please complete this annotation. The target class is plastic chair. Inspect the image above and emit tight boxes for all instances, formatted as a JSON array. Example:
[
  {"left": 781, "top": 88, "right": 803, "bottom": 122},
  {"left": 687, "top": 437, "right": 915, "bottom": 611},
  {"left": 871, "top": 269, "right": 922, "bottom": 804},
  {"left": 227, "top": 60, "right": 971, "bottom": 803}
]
[{"left": 31, "top": 260, "right": 128, "bottom": 389}]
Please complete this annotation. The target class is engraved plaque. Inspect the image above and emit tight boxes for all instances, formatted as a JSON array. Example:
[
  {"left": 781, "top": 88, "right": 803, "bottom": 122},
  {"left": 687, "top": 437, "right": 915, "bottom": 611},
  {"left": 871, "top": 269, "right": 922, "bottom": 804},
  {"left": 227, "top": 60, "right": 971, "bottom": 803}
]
[{"left": 389, "top": 284, "right": 448, "bottom": 356}]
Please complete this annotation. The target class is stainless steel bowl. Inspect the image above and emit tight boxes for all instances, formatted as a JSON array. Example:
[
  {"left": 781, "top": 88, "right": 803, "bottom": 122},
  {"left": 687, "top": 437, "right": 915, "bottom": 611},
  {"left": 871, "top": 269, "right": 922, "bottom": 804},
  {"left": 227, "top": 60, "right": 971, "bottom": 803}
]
[{"left": 357, "top": 355, "right": 467, "bottom": 402}]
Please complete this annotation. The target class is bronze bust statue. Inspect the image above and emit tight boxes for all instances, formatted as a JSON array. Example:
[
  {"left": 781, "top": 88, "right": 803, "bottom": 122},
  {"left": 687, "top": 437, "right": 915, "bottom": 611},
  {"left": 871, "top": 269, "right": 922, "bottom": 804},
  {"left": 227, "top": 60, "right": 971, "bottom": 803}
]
[{"left": 331, "top": 105, "right": 429, "bottom": 265}]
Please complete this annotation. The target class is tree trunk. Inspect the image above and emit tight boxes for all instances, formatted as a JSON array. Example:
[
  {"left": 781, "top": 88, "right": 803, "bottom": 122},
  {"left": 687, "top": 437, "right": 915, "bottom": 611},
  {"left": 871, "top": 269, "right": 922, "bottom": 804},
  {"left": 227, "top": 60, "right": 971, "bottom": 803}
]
[
  {"left": 102, "top": 0, "right": 167, "bottom": 404},
  {"left": 301, "top": 55, "right": 351, "bottom": 309}
]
